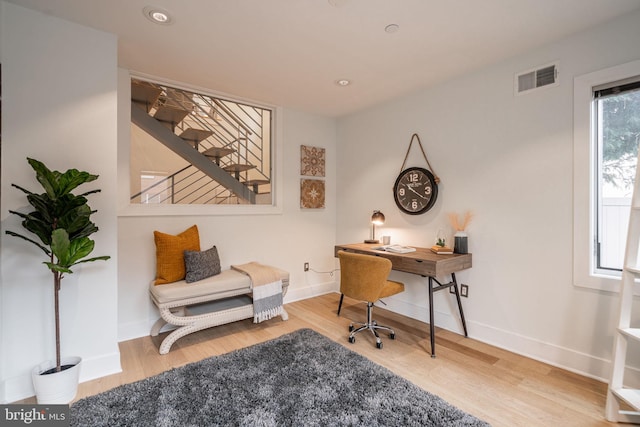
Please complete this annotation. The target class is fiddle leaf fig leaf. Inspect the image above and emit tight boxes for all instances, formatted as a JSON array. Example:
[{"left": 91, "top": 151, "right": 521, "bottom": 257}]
[
  {"left": 28, "top": 158, "right": 58, "bottom": 198},
  {"left": 66, "top": 237, "right": 96, "bottom": 266},
  {"left": 28, "top": 158, "right": 99, "bottom": 198},
  {"left": 44, "top": 262, "right": 73, "bottom": 274},
  {"left": 50, "top": 228, "right": 71, "bottom": 267},
  {"left": 50, "top": 228, "right": 99, "bottom": 269},
  {"left": 57, "top": 169, "right": 98, "bottom": 196}
]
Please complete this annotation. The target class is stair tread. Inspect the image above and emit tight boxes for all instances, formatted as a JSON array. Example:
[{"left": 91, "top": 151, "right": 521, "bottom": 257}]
[
  {"left": 244, "top": 179, "right": 270, "bottom": 185},
  {"left": 180, "top": 128, "right": 213, "bottom": 144},
  {"left": 131, "top": 81, "right": 162, "bottom": 108},
  {"left": 625, "top": 266, "right": 640, "bottom": 274},
  {"left": 619, "top": 328, "right": 640, "bottom": 340},
  {"left": 613, "top": 388, "right": 640, "bottom": 410},
  {"left": 203, "top": 147, "right": 236, "bottom": 158},
  {"left": 154, "top": 105, "right": 190, "bottom": 124},
  {"left": 224, "top": 164, "right": 256, "bottom": 172}
]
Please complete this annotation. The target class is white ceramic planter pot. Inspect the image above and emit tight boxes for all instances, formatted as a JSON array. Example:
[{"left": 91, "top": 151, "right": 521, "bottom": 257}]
[{"left": 32, "top": 356, "right": 82, "bottom": 404}]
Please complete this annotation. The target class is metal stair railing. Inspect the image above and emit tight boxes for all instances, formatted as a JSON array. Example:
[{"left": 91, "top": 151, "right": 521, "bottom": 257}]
[
  {"left": 160, "top": 84, "right": 269, "bottom": 182},
  {"left": 130, "top": 165, "right": 239, "bottom": 205},
  {"left": 131, "top": 79, "right": 272, "bottom": 205},
  {"left": 188, "top": 94, "right": 270, "bottom": 183}
]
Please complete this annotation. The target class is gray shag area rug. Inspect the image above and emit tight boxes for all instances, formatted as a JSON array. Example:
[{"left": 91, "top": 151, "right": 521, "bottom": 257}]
[{"left": 71, "top": 328, "right": 490, "bottom": 426}]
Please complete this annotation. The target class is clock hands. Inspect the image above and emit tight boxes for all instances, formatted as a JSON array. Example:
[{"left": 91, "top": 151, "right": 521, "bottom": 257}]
[{"left": 407, "top": 185, "right": 428, "bottom": 200}]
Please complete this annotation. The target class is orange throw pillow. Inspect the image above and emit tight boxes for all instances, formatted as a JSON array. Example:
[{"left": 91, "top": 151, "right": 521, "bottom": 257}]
[{"left": 154, "top": 225, "right": 201, "bottom": 285}]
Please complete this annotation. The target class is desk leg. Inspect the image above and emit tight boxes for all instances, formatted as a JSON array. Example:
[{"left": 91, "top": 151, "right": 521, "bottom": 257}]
[
  {"left": 428, "top": 273, "right": 468, "bottom": 358},
  {"left": 428, "top": 277, "right": 436, "bottom": 358},
  {"left": 451, "top": 273, "right": 468, "bottom": 337}
]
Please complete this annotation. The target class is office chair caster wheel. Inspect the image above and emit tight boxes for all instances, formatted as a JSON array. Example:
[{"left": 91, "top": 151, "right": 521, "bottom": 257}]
[
  {"left": 389, "top": 333, "right": 395, "bottom": 340},
  {"left": 376, "top": 341, "right": 383, "bottom": 349},
  {"left": 349, "top": 324, "right": 354, "bottom": 332},
  {"left": 348, "top": 336, "right": 356, "bottom": 344}
]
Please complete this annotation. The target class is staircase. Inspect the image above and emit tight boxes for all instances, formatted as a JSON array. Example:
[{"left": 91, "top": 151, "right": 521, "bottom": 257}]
[
  {"left": 130, "top": 79, "right": 272, "bottom": 205},
  {"left": 605, "top": 151, "right": 640, "bottom": 423}
]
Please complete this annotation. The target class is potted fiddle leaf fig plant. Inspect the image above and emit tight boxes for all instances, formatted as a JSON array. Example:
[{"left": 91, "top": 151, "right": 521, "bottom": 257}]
[{"left": 6, "top": 158, "right": 110, "bottom": 403}]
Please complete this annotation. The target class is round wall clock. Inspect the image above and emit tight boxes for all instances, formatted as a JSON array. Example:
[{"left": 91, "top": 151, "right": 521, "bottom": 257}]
[{"left": 393, "top": 166, "right": 438, "bottom": 215}]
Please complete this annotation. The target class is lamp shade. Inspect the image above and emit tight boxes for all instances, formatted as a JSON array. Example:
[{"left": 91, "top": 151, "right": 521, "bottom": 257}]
[
  {"left": 371, "top": 210, "right": 385, "bottom": 225},
  {"left": 365, "top": 210, "right": 385, "bottom": 243}
]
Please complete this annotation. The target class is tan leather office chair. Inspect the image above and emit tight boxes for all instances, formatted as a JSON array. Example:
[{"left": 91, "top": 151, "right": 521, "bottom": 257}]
[{"left": 337, "top": 250, "right": 405, "bottom": 349}]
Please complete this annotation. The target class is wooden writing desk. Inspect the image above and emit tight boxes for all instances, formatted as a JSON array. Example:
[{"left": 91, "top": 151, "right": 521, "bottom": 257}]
[{"left": 334, "top": 243, "right": 472, "bottom": 357}]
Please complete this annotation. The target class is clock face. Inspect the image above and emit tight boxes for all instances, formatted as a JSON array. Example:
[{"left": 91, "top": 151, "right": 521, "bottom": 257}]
[{"left": 393, "top": 167, "right": 438, "bottom": 215}]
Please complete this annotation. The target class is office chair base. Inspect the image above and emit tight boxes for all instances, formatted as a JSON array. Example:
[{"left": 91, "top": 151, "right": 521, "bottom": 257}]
[{"left": 347, "top": 302, "right": 396, "bottom": 349}]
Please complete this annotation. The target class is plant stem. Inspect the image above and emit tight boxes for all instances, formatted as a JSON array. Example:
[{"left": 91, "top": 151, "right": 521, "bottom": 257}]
[{"left": 53, "top": 269, "right": 61, "bottom": 373}]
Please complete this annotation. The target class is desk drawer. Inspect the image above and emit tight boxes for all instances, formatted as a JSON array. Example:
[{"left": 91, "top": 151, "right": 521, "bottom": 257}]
[
  {"left": 335, "top": 244, "right": 471, "bottom": 278},
  {"left": 399, "top": 257, "right": 436, "bottom": 276}
]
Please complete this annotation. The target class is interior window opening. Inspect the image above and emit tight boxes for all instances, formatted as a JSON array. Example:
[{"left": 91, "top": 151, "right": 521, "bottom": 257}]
[{"left": 130, "top": 77, "right": 273, "bottom": 206}]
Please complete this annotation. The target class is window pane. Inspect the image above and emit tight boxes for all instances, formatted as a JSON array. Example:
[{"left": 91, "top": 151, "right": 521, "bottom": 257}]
[
  {"left": 140, "top": 172, "right": 169, "bottom": 204},
  {"left": 596, "top": 86, "right": 640, "bottom": 270}
]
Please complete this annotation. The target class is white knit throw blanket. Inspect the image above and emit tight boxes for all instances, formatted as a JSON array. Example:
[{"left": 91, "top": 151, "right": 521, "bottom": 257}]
[{"left": 231, "top": 262, "right": 283, "bottom": 323}]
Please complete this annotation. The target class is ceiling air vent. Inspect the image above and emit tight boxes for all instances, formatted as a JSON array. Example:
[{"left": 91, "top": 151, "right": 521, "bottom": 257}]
[{"left": 515, "top": 63, "right": 558, "bottom": 95}]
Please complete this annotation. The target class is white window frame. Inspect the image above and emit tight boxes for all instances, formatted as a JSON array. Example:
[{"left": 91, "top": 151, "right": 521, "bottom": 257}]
[
  {"left": 118, "top": 71, "right": 284, "bottom": 217},
  {"left": 573, "top": 60, "right": 640, "bottom": 292}
]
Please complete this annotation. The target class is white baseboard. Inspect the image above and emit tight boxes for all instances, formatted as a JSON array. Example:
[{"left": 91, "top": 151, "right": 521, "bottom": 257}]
[
  {"left": 284, "top": 280, "right": 338, "bottom": 303},
  {"left": 79, "top": 351, "right": 122, "bottom": 383},
  {"left": 2, "top": 351, "right": 122, "bottom": 404},
  {"left": 379, "top": 296, "right": 640, "bottom": 387},
  {"left": 380, "top": 296, "right": 467, "bottom": 337},
  {"left": 470, "top": 320, "right": 640, "bottom": 387},
  {"left": 118, "top": 320, "right": 154, "bottom": 343},
  {"left": 2, "top": 375, "right": 34, "bottom": 404}
]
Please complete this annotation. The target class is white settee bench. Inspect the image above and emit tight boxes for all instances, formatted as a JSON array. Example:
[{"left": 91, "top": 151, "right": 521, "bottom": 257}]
[{"left": 149, "top": 266, "right": 289, "bottom": 354}]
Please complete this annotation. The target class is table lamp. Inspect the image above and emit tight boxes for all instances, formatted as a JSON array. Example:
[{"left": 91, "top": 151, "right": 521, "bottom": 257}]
[{"left": 364, "top": 210, "right": 385, "bottom": 243}]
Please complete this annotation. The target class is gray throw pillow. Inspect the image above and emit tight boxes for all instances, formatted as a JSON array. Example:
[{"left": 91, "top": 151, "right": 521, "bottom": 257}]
[{"left": 184, "top": 246, "right": 221, "bottom": 283}]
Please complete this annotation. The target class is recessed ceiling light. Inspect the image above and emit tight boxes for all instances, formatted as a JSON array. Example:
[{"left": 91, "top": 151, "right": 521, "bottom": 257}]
[
  {"left": 385, "top": 24, "right": 400, "bottom": 34},
  {"left": 336, "top": 79, "right": 351, "bottom": 86},
  {"left": 143, "top": 6, "right": 173, "bottom": 25},
  {"left": 328, "top": 0, "right": 348, "bottom": 7}
]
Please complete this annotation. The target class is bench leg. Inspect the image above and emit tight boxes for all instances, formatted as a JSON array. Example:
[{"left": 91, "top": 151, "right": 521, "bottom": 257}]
[
  {"left": 151, "top": 307, "right": 186, "bottom": 336},
  {"left": 150, "top": 317, "right": 167, "bottom": 337},
  {"left": 159, "top": 326, "right": 194, "bottom": 355},
  {"left": 154, "top": 304, "right": 254, "bottom": 354},
  {"left": 281, "top": 307, "right": 289, "bottom": 321}
]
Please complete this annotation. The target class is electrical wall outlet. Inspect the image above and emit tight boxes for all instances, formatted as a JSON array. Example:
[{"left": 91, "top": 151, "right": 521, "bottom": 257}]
[
  {"left": 450, "top": 284, "right": 469, "bottom": 297},
  {"left": 304, "top": 262, "right": 309, "bottom": 272},
  {"left": 460, "top": 284, "right": 469, "bottom": 297}
]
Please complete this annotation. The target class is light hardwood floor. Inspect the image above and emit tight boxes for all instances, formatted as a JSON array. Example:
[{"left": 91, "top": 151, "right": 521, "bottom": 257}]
[{"left": 20, "top": 293, "right": 622, "bottom": 426}]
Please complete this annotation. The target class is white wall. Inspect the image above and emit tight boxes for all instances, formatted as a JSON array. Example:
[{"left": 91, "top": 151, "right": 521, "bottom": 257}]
[
  {"left": 336, "top": 10, "right": 640, "bottom": 382},
  {"left": 117, "top": 87, "right": 338, "bottom": 340},
  {"left": 0, "top": 2, "right": 120, "bottom": 402}
]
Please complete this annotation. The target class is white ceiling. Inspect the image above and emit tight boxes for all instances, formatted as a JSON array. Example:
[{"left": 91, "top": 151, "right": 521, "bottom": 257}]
[{"left": 7, "top": 0, "right": 640, "bottom": 117}]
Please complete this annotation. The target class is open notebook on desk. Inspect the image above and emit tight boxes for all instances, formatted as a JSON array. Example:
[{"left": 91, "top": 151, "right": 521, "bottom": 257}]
[{"left": 372, "top": 245, "right": 416, "bottom": 253}]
